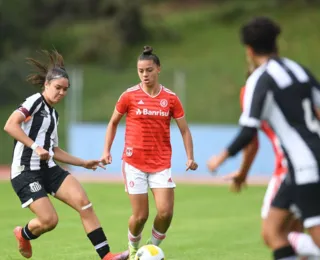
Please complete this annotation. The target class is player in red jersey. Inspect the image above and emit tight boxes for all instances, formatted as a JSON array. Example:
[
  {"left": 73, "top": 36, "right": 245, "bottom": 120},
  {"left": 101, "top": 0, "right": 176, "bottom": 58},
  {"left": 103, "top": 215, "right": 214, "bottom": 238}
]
[{"left": 101, "top": 46, "right": 198, "bottom": 260}]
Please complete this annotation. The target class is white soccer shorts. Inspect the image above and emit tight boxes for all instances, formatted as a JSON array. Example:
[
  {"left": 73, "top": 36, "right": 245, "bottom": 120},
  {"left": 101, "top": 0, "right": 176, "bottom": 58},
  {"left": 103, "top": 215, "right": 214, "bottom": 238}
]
[{"left": 121, "top": 161, "right": 176, "bottom": 194}]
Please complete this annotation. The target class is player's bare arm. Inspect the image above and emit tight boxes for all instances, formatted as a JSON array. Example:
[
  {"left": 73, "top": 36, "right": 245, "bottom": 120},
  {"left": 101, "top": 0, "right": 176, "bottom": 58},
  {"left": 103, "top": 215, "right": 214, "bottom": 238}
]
[
  {"left": 224, "top": 135, "right": 259, "bottom": 192},
  {"left": 4, "top": 111, "right": 50, "bottom": 161},
  {"left": 101, "top": 109, "right": 124, "bottom": 165},
  {"left": 207, "top": 126, "right": 257, "bottom": 172},
  {"left": 175, "top": 117, "right": 198, "bottom": 171},
  {"left": 53, "top": 147, "right": 105, "bottom": 170}
]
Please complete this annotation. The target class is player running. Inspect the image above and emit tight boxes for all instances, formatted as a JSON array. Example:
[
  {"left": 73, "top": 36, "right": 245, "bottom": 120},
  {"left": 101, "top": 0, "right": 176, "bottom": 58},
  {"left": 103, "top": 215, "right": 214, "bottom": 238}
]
[
  {"left": 4, "top": 50, "right": 128, "bottom": 260},
  {"left": 101, "top": 46, "right": 198, "bottom": 260},
  {"left": 207, "top": 17, "right": 320, "bottom": 259},
  {"left": 225, "top": 68, "right": 309, "bottom": 252}
]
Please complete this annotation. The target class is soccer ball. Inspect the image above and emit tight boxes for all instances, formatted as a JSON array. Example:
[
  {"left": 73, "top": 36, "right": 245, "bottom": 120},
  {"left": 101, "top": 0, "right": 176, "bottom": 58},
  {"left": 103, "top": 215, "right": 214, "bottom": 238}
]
[{"left": 134, "top": 245, "right": 165, "bottom": 260}]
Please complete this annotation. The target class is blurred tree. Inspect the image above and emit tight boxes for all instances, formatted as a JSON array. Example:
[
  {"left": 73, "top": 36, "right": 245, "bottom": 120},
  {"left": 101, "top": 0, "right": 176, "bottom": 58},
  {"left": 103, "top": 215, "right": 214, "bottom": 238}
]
[
  {"left": 114, "top": 0, "right": 147, "bottom": 45},
  {"left": 0, "top": 0, "right": 148, "bottom": 104}
]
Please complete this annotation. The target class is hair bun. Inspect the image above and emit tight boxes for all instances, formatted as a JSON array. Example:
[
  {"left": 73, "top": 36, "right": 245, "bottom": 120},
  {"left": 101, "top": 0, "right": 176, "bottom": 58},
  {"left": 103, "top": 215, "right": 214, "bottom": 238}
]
[{"left": 143, "top": 46, "right": 153, "bottom": 55}]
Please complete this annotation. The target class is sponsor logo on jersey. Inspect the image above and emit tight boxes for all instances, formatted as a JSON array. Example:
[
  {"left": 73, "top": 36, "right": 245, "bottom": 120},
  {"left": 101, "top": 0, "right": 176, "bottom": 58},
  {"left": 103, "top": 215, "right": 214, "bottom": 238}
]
[{"left": 136, "top": 108, "right": 169, "bottom": 117}]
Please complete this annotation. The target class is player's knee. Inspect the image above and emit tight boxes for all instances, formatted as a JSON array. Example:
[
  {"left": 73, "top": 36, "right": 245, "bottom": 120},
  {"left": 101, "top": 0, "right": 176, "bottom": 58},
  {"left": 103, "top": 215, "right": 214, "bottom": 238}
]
[
  {"left": 133, "top": 213, "right": 149, "bottom": 225},
  {"left": 79, "top": 200, "right": 94, "bottom": 214},
  {"left": 40, "top": 214, "right": 59, "bottom": 232},
  {"left": 157, "top": 210, "right": 173, "bottom": 221},
  {"left": 74, "top": 194, "right": 92, "bottom": 213}
]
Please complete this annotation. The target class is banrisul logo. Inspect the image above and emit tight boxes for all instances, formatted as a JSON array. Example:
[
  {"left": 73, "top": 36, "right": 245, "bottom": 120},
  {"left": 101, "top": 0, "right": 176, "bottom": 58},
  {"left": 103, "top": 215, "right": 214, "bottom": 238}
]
[{"left": 136, "top": 108, "right": 169, "bottom": 117}]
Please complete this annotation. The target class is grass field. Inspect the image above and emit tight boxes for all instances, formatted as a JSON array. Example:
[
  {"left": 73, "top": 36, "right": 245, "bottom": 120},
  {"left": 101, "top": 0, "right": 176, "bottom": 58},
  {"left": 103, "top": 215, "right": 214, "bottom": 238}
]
[{"left": 0, "top": 181, "right": 270, "bottom": 260}]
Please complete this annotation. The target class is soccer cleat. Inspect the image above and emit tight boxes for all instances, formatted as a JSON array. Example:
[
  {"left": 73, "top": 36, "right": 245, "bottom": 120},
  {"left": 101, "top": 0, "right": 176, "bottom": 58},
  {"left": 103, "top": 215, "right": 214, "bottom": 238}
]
[
  {"left": 129, "top": 243, "right": 138, "bottom": 260},
  {"left": 13, "top": 226, "right": 32, "bottom": 258},
  {"left": 145, "top": 238, "right": 153, "bottom": 245},
  {"left": 103, "top": 250, "right": 129, "bottom": 260}
]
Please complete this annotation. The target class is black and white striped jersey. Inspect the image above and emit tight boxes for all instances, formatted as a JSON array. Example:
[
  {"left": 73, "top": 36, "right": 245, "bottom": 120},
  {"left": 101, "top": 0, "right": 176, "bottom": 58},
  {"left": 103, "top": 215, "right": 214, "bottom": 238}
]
[
  {"left": 240, "top": 57, "right": 320, "bottom": 185},
  {"left": 11, "top": 93, "right": 59, "bottom": 179}
]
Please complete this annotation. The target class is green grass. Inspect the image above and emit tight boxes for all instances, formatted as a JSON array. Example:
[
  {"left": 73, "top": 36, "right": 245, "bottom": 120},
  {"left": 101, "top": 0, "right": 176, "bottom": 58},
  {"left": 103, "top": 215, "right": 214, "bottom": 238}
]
[{"left": 0, "top": 182, "right": 269, "bottom": 259}]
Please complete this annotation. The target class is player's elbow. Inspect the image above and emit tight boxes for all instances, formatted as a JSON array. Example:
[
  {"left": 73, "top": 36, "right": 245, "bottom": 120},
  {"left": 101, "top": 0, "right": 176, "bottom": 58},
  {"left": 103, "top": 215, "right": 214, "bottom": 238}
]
[
  {"left": 3, "top": 121, "right": 12, "bottom": 134},
  {"left": 179, "top": 126, "right": 190, "bottom": 136}
]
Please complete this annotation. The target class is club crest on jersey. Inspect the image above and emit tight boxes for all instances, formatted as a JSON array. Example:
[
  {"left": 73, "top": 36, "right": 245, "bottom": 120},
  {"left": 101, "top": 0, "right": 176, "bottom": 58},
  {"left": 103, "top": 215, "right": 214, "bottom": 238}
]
[
  {"left": 160, "top": 99, "right": 168, "bottom": 108},
  {"left": 126, "top": 147, "right": 133, "bottom": 157}
]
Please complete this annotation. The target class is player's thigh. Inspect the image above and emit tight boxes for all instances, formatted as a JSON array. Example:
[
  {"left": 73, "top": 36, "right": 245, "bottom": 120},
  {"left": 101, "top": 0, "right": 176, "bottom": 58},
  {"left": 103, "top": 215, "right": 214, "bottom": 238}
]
[
  {"left": 151, "top": 188, "right": 174, "bottom": 215},
  {"left": 129, "top": 193, "right": 149, "bottom": 218},
  {"left": 149, "top": 168, "right": 175, "bottom": 214},
  {"left": 11, "top": 170, "right": 48, "bottom": 209},
  {"left": 122, "top": 161, "right": 149, "bottom": 195},
  {"left": 54, "top": 174, "right": 91, "bottom": 212},
  {"left": 122, "top": 161, "right": 149, "bottom": 216},
  {"left": 267, "top": 178, "right": 294, "bottom": 236},
  {"left": 264, "top": 206, "right": 292, "bottom": 250},
  {"left": 307, "top": 226, "right": 320, "bottom": 248},
  {"left": 261, "top": 174, "right": 285, "bottom": 219},
  {"left": 29, "top": 197, "right": 58, "bottom": 225}
]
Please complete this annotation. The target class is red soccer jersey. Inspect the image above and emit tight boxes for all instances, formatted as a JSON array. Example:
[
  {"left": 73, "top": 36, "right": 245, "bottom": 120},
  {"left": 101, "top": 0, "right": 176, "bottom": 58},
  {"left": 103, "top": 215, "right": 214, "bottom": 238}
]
[
  {"left": 116, "top": 84, "right": 185, "bottom": 173},
  {"left": 240, "top": 87, "right": 287, "bottom": 176}
]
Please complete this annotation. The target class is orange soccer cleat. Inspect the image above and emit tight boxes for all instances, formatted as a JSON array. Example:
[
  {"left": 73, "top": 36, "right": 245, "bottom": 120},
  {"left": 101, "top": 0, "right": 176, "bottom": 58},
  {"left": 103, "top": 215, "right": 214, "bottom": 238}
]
[
  {"left": 13, "top": 226, "right": 32, "bottom": 258},
  {"left": 103, "top": 250, "right": 129, "bottom": 260}
]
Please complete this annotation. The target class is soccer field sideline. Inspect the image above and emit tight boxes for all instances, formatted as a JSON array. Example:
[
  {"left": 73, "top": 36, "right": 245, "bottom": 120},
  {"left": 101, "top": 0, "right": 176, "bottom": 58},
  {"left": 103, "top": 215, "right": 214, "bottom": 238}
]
[{"left": 0, "top": 165, "right": 270, "bottom": 185}]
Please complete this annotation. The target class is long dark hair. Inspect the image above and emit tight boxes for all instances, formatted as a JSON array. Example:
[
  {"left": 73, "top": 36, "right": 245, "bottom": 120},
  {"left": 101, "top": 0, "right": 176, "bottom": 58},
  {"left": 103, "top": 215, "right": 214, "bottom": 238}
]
[{"left": 26, "top": 50, "right": 69, "bottom": 89}]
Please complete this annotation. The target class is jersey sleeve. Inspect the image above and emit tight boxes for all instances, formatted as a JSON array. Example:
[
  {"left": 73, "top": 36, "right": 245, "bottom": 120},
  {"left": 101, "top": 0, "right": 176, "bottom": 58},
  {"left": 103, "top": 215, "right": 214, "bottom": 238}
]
[
  {"left": 17, "top": 94, "right": 42, "bottom": 118},
  {"left": 172, "top": 95, "right": 185, "bottom": 119},
  {"left": 239, "top": 74, "right": 269, "bottom": 128},
  {"left": 115, "top": 91, "right": 129, "bottom": 114}
]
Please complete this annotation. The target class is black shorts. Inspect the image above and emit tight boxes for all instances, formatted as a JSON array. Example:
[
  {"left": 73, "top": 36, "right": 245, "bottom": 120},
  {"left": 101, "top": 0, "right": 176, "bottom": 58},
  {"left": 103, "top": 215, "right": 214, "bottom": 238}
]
[
  {"left": 11, "top": 165, "right": 70, "bottom": 208},
  {"left": 272, "top": 176, "right": 320, "bottom": 228}
]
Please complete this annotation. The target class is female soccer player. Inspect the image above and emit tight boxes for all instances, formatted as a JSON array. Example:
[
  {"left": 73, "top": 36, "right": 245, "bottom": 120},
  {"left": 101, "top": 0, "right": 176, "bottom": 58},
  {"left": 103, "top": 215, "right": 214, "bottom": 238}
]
[
  {"left": 4, "top": 50, "right": 128, "bottom": 260},
  {"left": 101, "top": 46, "right": 198, "bottom": 260},
  {"left": 207, "top": 17, "right": 320, "bottom": 260}
]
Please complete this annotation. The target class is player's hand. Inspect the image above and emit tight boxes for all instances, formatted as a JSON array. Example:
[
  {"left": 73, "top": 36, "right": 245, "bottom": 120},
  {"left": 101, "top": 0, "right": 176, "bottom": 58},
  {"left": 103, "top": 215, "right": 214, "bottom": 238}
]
[
  {"left": 207, "top": 151, "right": 229, "bottom": 173},
  {"left": 186, "top": 159, "right": 198, "bottom": 171},
  {"left": 223, "top": 171, "right": 247, "bottom": 193},
  {"left": 82, "top": 160, "right": 106, "bottom": 170},
  {"left": 35, "top": 146, "right": 50, "bottom": 161},
  {"left": 100, "top": 152, "right": 112, "bottom": 165}
]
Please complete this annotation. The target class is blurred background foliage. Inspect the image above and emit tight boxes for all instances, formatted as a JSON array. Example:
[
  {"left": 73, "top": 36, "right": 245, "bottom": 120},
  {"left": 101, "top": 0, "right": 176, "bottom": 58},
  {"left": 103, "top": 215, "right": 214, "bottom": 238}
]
[{"left": 1, "top": 0, "right": 320, "bottom": 163}]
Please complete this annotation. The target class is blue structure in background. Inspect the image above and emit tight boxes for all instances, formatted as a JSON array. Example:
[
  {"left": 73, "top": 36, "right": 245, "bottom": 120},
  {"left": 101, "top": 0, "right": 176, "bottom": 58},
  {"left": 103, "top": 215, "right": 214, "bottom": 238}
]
[{"left": 68, "top": 123, "right": 275, "bottom": 177}]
